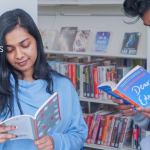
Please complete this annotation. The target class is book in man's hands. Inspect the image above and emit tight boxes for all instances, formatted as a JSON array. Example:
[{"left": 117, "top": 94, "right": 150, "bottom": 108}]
[
  {"left": 98, "top": 65, "right": 150, "bottom": 108},
  {"left": 0, "top": 93, "right": 61, "bottom": 141}
]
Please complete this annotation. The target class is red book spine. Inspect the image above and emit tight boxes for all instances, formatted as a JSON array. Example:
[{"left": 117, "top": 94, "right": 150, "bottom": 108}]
[
  {"left": 86, "top": 115, "right": 95, "bottom": 143},
  {"left": 107, "top": 72, "right": 112, "bottom": 100},
  {"left": 68, "top": 64, "right": 72, "bottom": 82},
  {"left": 93, "top": 68, "right": 99, "bottom": 99},
  {"left": 72, "top": 64, "right": 76, "bottom": 88},
  {"left": 85, "top": 115, "right": 94, "bottom": 142},
  {"left": 97, "top": 116, "right": 106, "bottom": 145}
]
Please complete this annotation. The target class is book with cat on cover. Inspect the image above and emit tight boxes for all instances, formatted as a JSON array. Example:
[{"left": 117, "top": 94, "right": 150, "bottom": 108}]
[
  {"left": 98, "top": 65, "right": 150, "bottom": 108},
  {"left": 0, "top": 93, "right": 61, "bottom": 141}
]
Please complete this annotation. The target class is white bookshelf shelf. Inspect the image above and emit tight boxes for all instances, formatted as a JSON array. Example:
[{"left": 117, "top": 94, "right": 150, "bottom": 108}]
[
  {"left": 38, "top": 1, "right": 124, "bottom": 6},
  {"left": 44, "top": 50, "right": 146, "bottom": 59},
  {"left": 84, "top": 143, "right": 136, "bottom": 150},
  {"left": 79, "top": 97, "right": 117, "bottom": 105}
]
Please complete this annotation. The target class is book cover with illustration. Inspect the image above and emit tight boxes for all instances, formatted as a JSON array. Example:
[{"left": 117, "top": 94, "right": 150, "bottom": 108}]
[
  {"left": 98, "top": 65, "right": 150, "bottom": 108},
  {"left": 55, "top": 27, "right": 78, "bottom": 51},
  {"left": 93, "top": 32, "right": 111, "bottom": 53},
  {"left": 42, "top": 29, "right": 58, "bottom": 50},
  {"left": 73, "top": 30, "right": 90, "bottom": 52},
  {"left": 1, "top": 93, "right": 61, "bottom": 141},
  {"left": 121, "top": 32, "right": 141, "bottom": 55}
]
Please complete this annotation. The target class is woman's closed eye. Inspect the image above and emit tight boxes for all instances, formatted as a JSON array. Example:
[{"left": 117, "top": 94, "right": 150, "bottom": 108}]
[{"left": 22, "top": 43, "right": 30, "bottom": 48}]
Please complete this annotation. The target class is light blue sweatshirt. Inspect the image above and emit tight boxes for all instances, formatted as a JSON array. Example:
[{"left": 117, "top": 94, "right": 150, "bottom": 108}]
[{"left": 0, "top": 74, "right": 88, "bottom": 150}]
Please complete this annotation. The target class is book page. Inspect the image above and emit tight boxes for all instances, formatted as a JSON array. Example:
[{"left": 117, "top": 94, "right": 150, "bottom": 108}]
[
  {"left": 35, "top": 93, "right": 61, "bottom": 139},
  {"left": 1, "top": 115, "right": 34, "bottom": 140}
]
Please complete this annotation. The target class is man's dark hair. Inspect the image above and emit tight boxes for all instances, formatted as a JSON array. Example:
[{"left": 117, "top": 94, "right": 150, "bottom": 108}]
[{"left": 123, "top": 0, "right": 150, "bottom": 23}]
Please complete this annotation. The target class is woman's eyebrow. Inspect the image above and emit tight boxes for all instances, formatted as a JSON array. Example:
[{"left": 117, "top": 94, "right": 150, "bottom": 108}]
[{"left": 6, "top": 38, "right": 30, "bottom": 47}]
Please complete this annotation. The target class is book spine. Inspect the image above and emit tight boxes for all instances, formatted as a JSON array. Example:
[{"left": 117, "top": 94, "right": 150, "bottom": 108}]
[
  {"left": 138, "top": 126, "right": 141, "bottom": 150},
  {"left": 76, "top": 65, "right": 80, "bottom": 96},
  {"left": 104, "top": 118, "right": 112, "bottom": 146},
  {"left": 101, "top": 66, "right": 110, "bottom": 100},
  {"left": 101, "top": 116, "right": 111, "bottom": 145},
  {"left": 115, "top": 118, "right": 124, "bottom": 148},
  {"left": 118, "top": 118, "right": 128, "bottom": 148},
  {"left": 91, "top": 114, "right": 101, "bottom": 144},
  {"left": 97, "top": 67, "right": 102, "bottom": 99},
  {"left": 113, "top": 89, "right": 140, "bottom": 108},
  {"left": 97, "top": 116, "right": 106, "bottom": 145},
  {"left": 89, "top": 65, "right": 94, "bottom": 98},
  {"left": 68, "top": 64, "right": 72, "bottom": 82},
  {"left": 85, "top": 115, "right": 93, "bottom": 142},
  {"left": 107, "top": 115, "right": 116, "bottom": 146},
  {"left": 72, "top": 64, "right": 76, "bottom": 88},
  {"left": 85, "top": 66, "right": 91, "bottom": 98},
  {"left": 111, "top": 118, "right": 120, "bottom": 147},
  {"left": 133, "top": 123, "right": 138, "bottom": 149},
  {"left": 86, "top": 115, "right": 95, "bottom": 143},
  {"left": 80, "top": 65, "right": 84, "bottom": 97},
  {"left": 83, "top": 66, "right": 87, "bottom": 97},
  {"left": 93, "top": 68, "right": 99, "bottom": 99},
  {"left": 107, "top": 72, "right": 112, "bottom": 100}
]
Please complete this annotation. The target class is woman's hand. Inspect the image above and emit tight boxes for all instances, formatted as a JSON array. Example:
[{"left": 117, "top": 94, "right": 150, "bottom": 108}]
[
  {"left": 137, "top": 107, "right": 150, "bottom": 120},
  {"left": 34, "top": 135, "right": 54, "bottom": 150},
  {"left": 0, "top": 120, "right": 18, "bottom": 143},
  {"left": 112, "top": 98, "right": 136, "bottom": 116}
]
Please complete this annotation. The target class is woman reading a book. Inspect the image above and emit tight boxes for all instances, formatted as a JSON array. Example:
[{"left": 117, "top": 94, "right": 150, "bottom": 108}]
[
  {"left": 0, "top": 9, "right": 88, "bottom": 150},
  {"left": 113, "top": 0, "right": 150, "bottom": 147}
]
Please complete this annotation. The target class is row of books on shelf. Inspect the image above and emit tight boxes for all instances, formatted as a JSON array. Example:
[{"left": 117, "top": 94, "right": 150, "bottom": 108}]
[
  {"left": 83, "top": 109, "right": 146, "bottom": 149},
  {"left": 47, "top": 57, "right": 146, "bottom": 100},
  {"left": 39, "top": 27, "right": 141, "bottom": 55}
]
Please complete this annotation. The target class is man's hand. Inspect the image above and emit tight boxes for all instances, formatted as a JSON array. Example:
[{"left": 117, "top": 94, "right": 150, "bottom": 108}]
[
  {"left": 34, "top": 135, "right": 54, "bottom": 150},
  {"left": 112, "top": 98, "right": 136, "bottom": 116},
  {"left": 137, "top": 107, "right": 150, "bottom": 120}
]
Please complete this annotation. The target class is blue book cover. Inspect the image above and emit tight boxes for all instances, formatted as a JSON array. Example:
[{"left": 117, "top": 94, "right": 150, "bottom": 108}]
[
  {"left": 98, "top": 65, "right": 150, "bottom": 107},
  {"left": 93, "top": 32, "right": 111, "bottom": 53}
]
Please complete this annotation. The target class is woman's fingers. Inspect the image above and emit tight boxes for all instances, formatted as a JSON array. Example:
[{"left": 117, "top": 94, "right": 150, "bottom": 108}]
[
  {"left": 0, "top": 126, "right": 17, "bottom": 133},
  {"left": 0, "top": 133, "right": 17, "bottom": 139}
]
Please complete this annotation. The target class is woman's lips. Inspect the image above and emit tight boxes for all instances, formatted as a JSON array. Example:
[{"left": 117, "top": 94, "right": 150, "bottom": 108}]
[{"left": 17, "top": 59, "right": 29, "bottom": 66}]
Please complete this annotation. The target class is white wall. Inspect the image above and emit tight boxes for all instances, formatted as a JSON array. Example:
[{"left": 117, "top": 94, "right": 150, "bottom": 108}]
[{"left": 0, "top": 0, "right": 37, "bottom": 25}]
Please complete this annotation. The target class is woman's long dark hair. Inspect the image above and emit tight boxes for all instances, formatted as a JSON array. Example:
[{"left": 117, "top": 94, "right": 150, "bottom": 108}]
[
  {"left": 123, "top": 0, "right": 150, "bottom": 24},
  {"left": 0, "top": 9, "right": 62, "bottom": 119}
]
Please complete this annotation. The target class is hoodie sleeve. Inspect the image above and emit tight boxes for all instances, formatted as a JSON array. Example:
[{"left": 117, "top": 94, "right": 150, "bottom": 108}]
[
  {"left": 131, "top": 111, "right": 150, "bottom": 131},
  {"left": 51, "top": 78, "right": 88, "bottom": 150},
  {"left": 51, "top": 110, "right": 88, "bottom": 150},
  {"left": 0, "top": 143, "right": 5, "bottom": 149}
]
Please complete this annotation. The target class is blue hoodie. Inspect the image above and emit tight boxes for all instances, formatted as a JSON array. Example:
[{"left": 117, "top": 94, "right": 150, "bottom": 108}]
[{"left": 0, "top": 74, "right": 88, "bottom": 150}]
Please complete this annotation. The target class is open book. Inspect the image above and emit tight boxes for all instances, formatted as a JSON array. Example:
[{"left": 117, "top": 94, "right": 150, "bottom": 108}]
[
  {"left": 98, "top": 65, "right": 150, "bottom": 108},
  {"left": 1, "top": 93, "right": 61, "bottom": 141}
]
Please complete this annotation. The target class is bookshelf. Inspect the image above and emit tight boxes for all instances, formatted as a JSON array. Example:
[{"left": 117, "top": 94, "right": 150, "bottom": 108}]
[{"left": 38, "top": 0, "right": 150, "bottom": 149}]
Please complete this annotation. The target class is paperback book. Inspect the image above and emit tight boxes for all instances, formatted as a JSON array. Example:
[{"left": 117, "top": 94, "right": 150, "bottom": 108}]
[
  {"left": 93, "top": 32, "right": 111, "bottom": 53},
  {"left": 98, "top": 65, "right": 150, "bottom": 107},
  {"left": 1, "top": 93, "right": 61, "bottom": 141},
  {"left": 42, "top": 29, "right": 58, "bottom": 50},
  {"left": 73, "top": 30, "right": 91, "bottom": 52},
  {"left": 55, "top": 27, "right": 78, "bottom": 51},
  {"left": 121, "top": 32, "right": 141, "bottom": 55}
]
